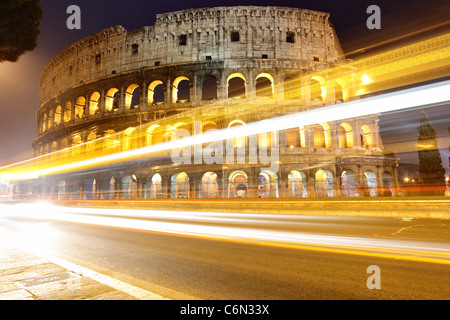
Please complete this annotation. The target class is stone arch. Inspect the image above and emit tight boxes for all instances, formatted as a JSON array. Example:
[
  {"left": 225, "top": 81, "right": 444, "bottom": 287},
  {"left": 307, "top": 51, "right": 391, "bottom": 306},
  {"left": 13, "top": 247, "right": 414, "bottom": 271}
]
[
  {"left": 146, "top": 125, "right": 164, "bottom": 145},
  {"left": 200, "top": 172, "right": 220, "bottom": 198},
  {"left": 333, "top": 80, "right": 344, "bottom": 102},
  {"left": 255, "top": 73, "right": 274, "bottom": 97},
  {"left": 123, "top": 127, "right": 139, "bottom": 150},
  {"left": 310, "top": 76, "right": 326, "bottom": 102},
  {"left": 83, "top": 178, "right": 97, "bottom": 200},
  {"left": 122, "top": 175, "right": 138, "bottom": 199},
  {"left": 75, "top": 96, "right": 86, "bottom": 119},
  {"left": 172, "top": 76, "right": 190, "bottom": 103},
  {"left": 363, "top": 170, "right": 377, "bottom": 197},
  {"left": 55, "top": 106, "right": 62, "bottom": 125},
  {"left": 315, "top": 169, "right": 334, "bottom": 197},
  {"left": 89, "top": 92, "right": 101, "bottom": 116},
  {"left": 228, "top": 170, "right": 248, "bottom": 198},
  {"left": 288, "top": 170, "right": 307, "bottom": 197},
  {"left": 361, "top": 125, "right": 374, "bottom": 149},
  {"left": 148, "top": 80, "right": 164, "bottom": 104},
  {"left": 341, "top": 170, "right": 358, "bottom": 197},
  {"left": 228, "top": 119, "right": 247, "bottom": 148},
  {"left": 171, "top": 172, "right": 190, "bottom": 198},
  {"left": 64, "top": 101, "right": 72, "bottom": 122},
  {"left": 105, "top": 88, "right": 120, "bottom": 113},
  {"left": 227, "top": 73, "right": 246, "bottom": 99},
  {"left": 313, "top": 123, "right": 331, "bottom": 148},
  {"left": 285, "top": 128, "right": 300, "bottom": 148},
  {"left": 339, "top": 123, "right": 354, "bottom": 148},
  {"left": 48, "top": 110, "right": 53, "bottom": 130},
  {"left": 145, "top": 173, "right": 163, "bottom": 199},
  {"left": 42, "top": 114, "right": 47, "bottom": 132},
  {"left": 71, "top": 134, "right": 82, "bottom": 156},
  {"left": 101, "top": 176, "right": 116, "bottom": 200},
  {"left": 125, "top": 84, "right": 140, "bottom": 109},
  {"left": 258, "top": 170, "right": 278, "bottom": 198}
]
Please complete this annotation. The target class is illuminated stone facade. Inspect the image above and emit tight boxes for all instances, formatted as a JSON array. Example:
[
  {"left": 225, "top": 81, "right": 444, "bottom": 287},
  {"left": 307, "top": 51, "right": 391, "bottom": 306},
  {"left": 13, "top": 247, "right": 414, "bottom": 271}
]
[{"left": 34, "top": 6, "right": 397, "bottom": 200}]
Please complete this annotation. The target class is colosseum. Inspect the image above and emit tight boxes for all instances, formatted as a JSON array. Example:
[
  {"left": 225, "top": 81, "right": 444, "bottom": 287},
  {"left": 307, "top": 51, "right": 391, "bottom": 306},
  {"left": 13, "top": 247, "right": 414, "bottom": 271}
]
[{"left": 33, "top": 6, "right": 398, "bottom": 200}]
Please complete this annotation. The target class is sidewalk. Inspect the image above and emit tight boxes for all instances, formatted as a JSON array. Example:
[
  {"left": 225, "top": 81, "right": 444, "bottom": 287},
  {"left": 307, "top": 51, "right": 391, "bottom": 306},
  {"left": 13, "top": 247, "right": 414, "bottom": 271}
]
[{"left": 0, "top": 245, "right": 141, "bottom": 300}]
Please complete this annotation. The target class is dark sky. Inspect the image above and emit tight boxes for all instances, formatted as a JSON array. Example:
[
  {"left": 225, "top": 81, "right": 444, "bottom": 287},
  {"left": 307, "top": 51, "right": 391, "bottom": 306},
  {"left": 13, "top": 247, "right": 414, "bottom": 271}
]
[{"left": 0, "top": 0, "right": 448, "bottom": 173}]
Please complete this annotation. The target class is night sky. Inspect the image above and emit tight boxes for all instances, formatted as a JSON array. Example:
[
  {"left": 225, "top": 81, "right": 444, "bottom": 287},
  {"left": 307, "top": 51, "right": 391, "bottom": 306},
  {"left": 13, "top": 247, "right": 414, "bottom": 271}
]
[{"left": 0, "top": 0, "right": 448, "bottom": 174}]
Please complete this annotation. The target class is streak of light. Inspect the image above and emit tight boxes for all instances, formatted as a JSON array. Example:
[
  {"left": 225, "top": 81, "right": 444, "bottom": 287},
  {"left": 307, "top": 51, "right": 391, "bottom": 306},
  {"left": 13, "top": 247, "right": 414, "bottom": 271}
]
[
  {"left": 1, "top": 80, "right": 449, "bottom": 182},
  {"left": 1, "top": 203, "right": 450, "bottom": 265}
]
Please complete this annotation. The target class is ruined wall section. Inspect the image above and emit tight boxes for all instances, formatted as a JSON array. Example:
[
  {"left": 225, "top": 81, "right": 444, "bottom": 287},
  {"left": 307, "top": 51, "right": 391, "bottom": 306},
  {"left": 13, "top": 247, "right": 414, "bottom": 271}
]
[{"left": 39, "top": 6, "right": 344, "bottom": 106}]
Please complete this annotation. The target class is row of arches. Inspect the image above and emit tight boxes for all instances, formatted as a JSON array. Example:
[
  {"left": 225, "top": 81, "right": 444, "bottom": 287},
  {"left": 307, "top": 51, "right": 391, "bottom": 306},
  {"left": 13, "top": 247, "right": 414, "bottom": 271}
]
[
  {"left": 39, "top": 72, "right": 346, "bottom": 134},
  {"left": 46, "top": 169, "right": 395, "bottom": 200},
  {"left": 37, "top": 117, "right": 378, "bottom": 157}
]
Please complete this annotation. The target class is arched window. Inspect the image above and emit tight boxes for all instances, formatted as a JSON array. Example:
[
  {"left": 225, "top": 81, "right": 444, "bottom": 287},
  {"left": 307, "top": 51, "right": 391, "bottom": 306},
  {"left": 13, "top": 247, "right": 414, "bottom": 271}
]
[
  {"left": 382, "top": 172, "right": 394, "bottom": 197},
  {"left": 286, "top": 128, "right": 300, "bottom": 148},
  {"left": 105, "top": 88, "right": 119, "bottom": 113},
  {"left": 55, "top": 106, "right": 62, "bottom": 125},
  {"left": 310, "top": 78, "right": 324, "bottom": 102},
  {"left": 363, "top": 171, "right": 377, "bottom": 197},
  {"left": 123, "top": 127, "right": 139, "bottom": 150},
  {"left": 339, "top": 123, "right": 354, "bottom": 148},
  {"left": 48, "top": 110, "right": 53, "bottom": 130},
  {"left": 313, "top": 123, "right": 331, "bottom": 148},
  {"left": 200, "top": 172, "right": 219, "bottom": 198},
  {"left": 227, "top": 73, "right": 246, "bottom": 99},
  {"left": 75, "top": 97, "right": 86, "bottom": 119},
  {"left": 341, "top": 170, "right": 358, "bottom": 197},
  {"left": 171, "top": 172, "right": 190, "bottom": 198},
  {"left": 125, "top": 84, "right": 140, "bottom": 109},
  {"left": 228, "top": 171, "right": 248, "bottom": 198},
  {"left": 288, "top": 170, "right": 307, "bottom": 198},
  {"left": 64, "top": 101, "right": 72, "bottom": 122},
  {"left": 172, "top": 76, "right": 190, "bottom": 103},
  {"left": 361, "top": 125, "right": 374, "bottom": 149},
  {"left": 148, "top": 80, "right": 164, "bottom": 104},
  {"left": 122, "top": 175, "right": 138, "bottom": 199},
  {"left": 89, "top": 92, "right": 100, "bottom": 116},
  {"left": 315, "top": 169, "right": 334, "bottom": 197},
  {"left": 255, "top": 73, "right": 274, "bottom": 98},
  {"left": 258, "top": 170, "right": 278, "bottom": 198},
  {"left": 146, "top": 173, "right": 162, "bottom": 199}
]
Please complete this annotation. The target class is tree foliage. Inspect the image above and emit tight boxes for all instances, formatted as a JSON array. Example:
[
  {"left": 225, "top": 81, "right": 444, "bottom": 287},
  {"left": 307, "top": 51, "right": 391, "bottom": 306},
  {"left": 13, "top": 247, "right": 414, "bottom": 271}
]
[
  {"left": 0, "top": 0, "right": 43, "bottom": 63},
  {"left": 417, "top": 111, "right": 445, "bottom": 194}
]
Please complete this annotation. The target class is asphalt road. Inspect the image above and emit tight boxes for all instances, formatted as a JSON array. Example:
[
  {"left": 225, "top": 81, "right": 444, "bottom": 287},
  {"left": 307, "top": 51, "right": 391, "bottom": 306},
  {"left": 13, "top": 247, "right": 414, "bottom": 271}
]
[{"left": 1, "top": 202, "right": 449, "bottom": 300}]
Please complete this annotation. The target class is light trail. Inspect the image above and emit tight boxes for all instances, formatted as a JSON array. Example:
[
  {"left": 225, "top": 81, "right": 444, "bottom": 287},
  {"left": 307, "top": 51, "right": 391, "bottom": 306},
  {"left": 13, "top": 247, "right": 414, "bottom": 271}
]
[
  {"left": 1, "top": 80, "right": 450, "bottom": 182},
  {"left": 2, "top": 203, "right": 450, "bottom": 265}
]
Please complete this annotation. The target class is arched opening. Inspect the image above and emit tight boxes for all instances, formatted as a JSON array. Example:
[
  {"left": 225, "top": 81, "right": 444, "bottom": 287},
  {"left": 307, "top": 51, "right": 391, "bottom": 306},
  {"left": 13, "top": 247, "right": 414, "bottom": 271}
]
[
  {"left": 258, "top": 170, "right": 278, "bottom": 198},
  {"left": 228, "top": 120, "right": 247, "bottom": 148},
  {"left": 313, "top": 123, "right": 331, "bottom": 148},
  {"left": 341, "top": 170, "right": 358, "bottom": 197},
  {"left": 283, "top": 75, "right": 301, "bottom": 100},
  {"left": 75, "top": 96, "right": 86, "bottom": 119},
  {"left": 200, "top": 172, "right": 220, "bottom": 198},
  {"left": 101, "top": 177, "right": 116, "bottom": 200},
  {"left": 122, "top": 175, "right": 138, "bottom": 199},
  {"left": 125, "top": 84, "right": 140, "bottom": 109},
  {"left": 146, "top": 125, "right": 164, "bottom": 145},
  {"left": 202, "top": 76, "right": 218, "bottom": 100},
  {"left": 148, "top": 80, "right": 165, "bottom": 104},
  {"left": 105, "top": 88, "right": 120, "bottom": 113},
  {"left": 48, "top": 110, "right": 53, "bottom": 130},
  {"left": 71, "top": 135, "right": 82, "bottom": 156},
  {"left": 42, "top": 114, "right": 47, "bottom": 132},
  {"left": 171, "top": 172, "right": 190, "bottom": 198},
  {"left": 146, "top": 173, "right": 162, "bottom": 199},
  {"left": 84, "top": 178, "right": 97, "bottom": 200},
  {"left": 123, "top": 127, "right": 139, "bottom": 150},
  {"left": 288, "top": 170, "right": 307, "bottom": 197},
  {"left": 51, "top": 141, "right": 58, "bottom": 153},
  {"left": 334, "top": 81, "right": 344, "bottom": 102},
  {"left": 285, "top": 128, "right": 300, "bottom": 148},
  {"left": 227, "top": 73, "right": 246, "bottom": 99},
  {"left": 310, "top": 78, "right": 324, "bottom": 102},
  {"left": 228, "top": 171, "right": 248, "bottom": 198},
  {"left": 172, "top": 76, "right": 190, "bottom": 103},
  {"left": 382, "top": 172, "right": 394, "bottom": 197},
  {"left": 363, "top": 171, "right": 377, "bottom": 197},
  {"left": 86, "top": 132, "right": 97, "bottom": 153},
  {"left": 315, "top": 169, "right": 334, "bottom": 197},
  {"left": 89, "top": 92, "right": 101, "bottom": 116},
  {"left": 255, "top": 73, "right": 274, "bottom": 98},
  {"left": 64, "top": 101, "right": 72, "bottom": 122},
  {"left": 361, "top": 125, "right": 374, "bottom": 149},
  {"left": 55, "top": 106, "right": 62, "bottom": 125},
  {"left": 339, "top": 123, "right": 354, "bottom": 148}
]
